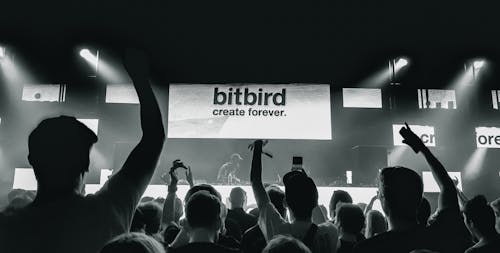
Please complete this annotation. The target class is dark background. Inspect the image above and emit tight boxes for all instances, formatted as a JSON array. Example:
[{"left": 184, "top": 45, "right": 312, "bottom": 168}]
[{"left": 1, "top": 0, "right": 500, "bottom": 206}]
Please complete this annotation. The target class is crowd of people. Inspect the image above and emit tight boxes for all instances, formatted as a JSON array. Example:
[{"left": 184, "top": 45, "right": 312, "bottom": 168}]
[{"left": 1, "top": 50, "right": 500, "bottom": 253}]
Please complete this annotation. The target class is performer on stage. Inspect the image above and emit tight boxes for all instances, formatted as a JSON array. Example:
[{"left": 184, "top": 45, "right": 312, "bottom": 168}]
[{"left": 217, "top": 153, "right": 243, "bottom": 184}]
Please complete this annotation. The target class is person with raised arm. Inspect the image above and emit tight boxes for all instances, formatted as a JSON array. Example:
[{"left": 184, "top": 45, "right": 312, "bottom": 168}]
[
  {"left": 161, "top": 159, "right": 192, "bottom": 227},
  {"left": 250, "top": 140, "right": 338, "bottom": 253},
  {"left": 0, "top": 48, "right": 165, "bottom": 253},
  {"left": 354, "top": 123, "right": 471, "bottom": 253}
]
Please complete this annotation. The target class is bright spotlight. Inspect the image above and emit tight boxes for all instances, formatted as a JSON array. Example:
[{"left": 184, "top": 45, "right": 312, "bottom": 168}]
[
  {"left": 395, "top": 58, "right": 409, "bottom": 70},
  {"left": 0, "top": 46, "right": 5, "bottom": 59},
  {"left": 79, "top": 48, "right": 99, "bottom": 72},
  {"left": 79, "top": 49, "right": 91, "bottom": 58},
  {"left": 473, "top": 60, "right": 485, "bottom": 69}
]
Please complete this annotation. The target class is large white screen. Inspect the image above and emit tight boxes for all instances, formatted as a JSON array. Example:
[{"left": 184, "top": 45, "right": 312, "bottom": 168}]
[
  {"left": 393, "top": 124, "right": 436, "bottom": 147},
  {"left": 342, "top": 88, "right": 382, "bottom": 108},
  {"left": 168, "top": 84, "right": 332, "bottom": 140},
  {"left": 13, "top": 168, "right": 37, "bottom": 191}
]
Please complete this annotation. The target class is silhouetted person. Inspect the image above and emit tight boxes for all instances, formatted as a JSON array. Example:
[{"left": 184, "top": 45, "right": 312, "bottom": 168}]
[
  {"left": 250, "top": 140, "right": 338, "bottom": 253},
  {"left": 168, "top": 191, "right": 239, "bottom": 253},
  {"left": 463, "top": 195, "right": 500, "bottom": 253},
  {"left": 100, "top": 232, "right": 165, "bottom": 253},
  {"left": 354, "top": 123, "right": 470, "bottom": 253},
  {"left": 329, "top": 190, "right": 353, "bottom": 221},
  {"left": 364, "top": 210, "right": 387, "bottom": 238},
  {"left": 167, "top": 184, "right": 239, "bottom": 250},
  {"left": 241, "top": 186, "right": 286, "bottom": 253},
  {"left": 0, "top": 49, "right": 165, "bottom": 253},
  {"left": 226, "top": 187, "right": 257, "bottom": 236},
  {"left": 335, "top": 204, "right": 365, "bottom": 253}
]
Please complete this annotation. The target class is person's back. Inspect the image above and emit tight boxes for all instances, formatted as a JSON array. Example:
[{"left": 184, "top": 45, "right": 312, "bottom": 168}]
[
  {"left": 463, "top": 195, "right": 500, "bottom": 253},
  {"left": 0, "top": 50, "right": 165, "bottom": 253},
  {"left": 250, "top": 141, "right": 338, "bottom": 253},
  {"left": 355, "top": 125, "right": 470, "bottom": 253},
  {"left": 335, "top": 204, "right": 365, "bottom": 253},
  {"left": 227, "top": 187, "right": 257, "bottom": 235},
  {"left": 169, "top": 192, "right": 239, "bottom": 253},
  {"left": 241, "top": 186, "right": 286, "bottom": 253}
]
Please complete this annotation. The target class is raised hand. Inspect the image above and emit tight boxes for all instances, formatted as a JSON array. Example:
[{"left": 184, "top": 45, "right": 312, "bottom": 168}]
[
  {"left": 248, "top": 140, "right": 269, "bottom": 151},
  {"left": 399, "top": 122, "right": 426, "bottom": 153}
]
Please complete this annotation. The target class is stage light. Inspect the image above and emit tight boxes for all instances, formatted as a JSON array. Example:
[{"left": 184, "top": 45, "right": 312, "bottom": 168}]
[
  {"left": 473, "top": 60, "right": 485, "bottom": 69},
  {"left": 79, "top": 48, "right": 98, "bottom": 66},
  {"left": 395, "top": 58, "right": 409, "bottom": 70},
  {"left": 0, "top": 46, "right": 5, "bottom": 59}
]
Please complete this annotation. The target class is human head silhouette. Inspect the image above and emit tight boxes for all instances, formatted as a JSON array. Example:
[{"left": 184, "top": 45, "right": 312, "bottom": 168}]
[
  {"left": 336, "top": 204, "right": 365, "bottom": 235},
  {"left": 262, "top": 235, "right": 311, "bottom": 253},
  {"left": 186, "top": 191, "right": 222, "bottom": 232},
  {"left": 267, "top": 185, "right": 286, "bottom": 217},
  {"left": 283, "top": 171, "right": 318, "bottom": 221},
  {"left": 28, "top": 116, "right": 97, "bottom": 192},
  {"left": 229, "top": 187, "right": 246, "bottom": 209},
  {"left": 365, "top": 210, "right": 388, "bottom": 238},
  {"left": 378, "top": 166, "right": 423, "bottom": 223},
  {"left": 464, "top": 195, "right": 498, "bottom": 239},
  {"left": 329, "top": 190, "right": 353, "bottom": 220}
]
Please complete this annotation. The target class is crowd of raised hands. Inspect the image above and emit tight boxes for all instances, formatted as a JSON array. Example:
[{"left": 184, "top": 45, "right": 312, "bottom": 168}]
[{"left": 1, "top": 51, "right": 500, "bottom": 253}]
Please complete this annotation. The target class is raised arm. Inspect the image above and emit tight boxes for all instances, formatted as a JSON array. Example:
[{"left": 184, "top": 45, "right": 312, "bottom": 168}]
[
  {"left": 162, "top": 168, "right": 179, "bottom": 226},
  {"left": 103, "top": 49, "right": 165, "bottom": 203},
  {"left": 400, "top": 123, "right": 458, "bottom": 211},
  {"left": 250, "top": 140, "right": 270, "bottom": 208}
]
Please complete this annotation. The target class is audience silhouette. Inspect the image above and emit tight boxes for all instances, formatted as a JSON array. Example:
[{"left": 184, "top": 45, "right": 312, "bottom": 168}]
[
  {"left": 0, "top": 49, "right": 165, "bottom": 253},
  {"left": 0, "top": 50, "right": 499, "bottom": 253}
]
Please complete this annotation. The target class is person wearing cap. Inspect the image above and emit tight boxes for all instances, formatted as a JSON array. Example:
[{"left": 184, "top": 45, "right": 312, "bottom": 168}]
[
  {"left": 217, "top": 153, "right": 243, "bottom": 184},
  {"left": 0, "top": 49, "right": 165, "bottom": 253},
  {"left": 249, "top": 140, "right": 338, "bottom": 253}
]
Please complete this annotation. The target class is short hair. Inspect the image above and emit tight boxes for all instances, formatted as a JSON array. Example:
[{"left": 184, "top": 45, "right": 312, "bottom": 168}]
[
  {"left": 283, "top": 171, "right": 318, "bottom": 221},
  {"left": 184, "top": 184, "right": 222, "bottom": 203},
  {"left": 464, "top": 195, "right": 497, "bottom": 235},
  {"left": 417, "top": 197, "right": 431, "bottom": 226},
  {"left": 138, "top": 202, "right": 163, "bottom": 235},
  {"left": 229, "top": 187, "right": 246, "bottom": 208},
  {"left": 100, "top": 232, "right": 165, "bottom": 253},
  {"left": 28, "top": 116, "right": 97, "bottom": 182},
  {"left": 263, "top": 235, "right": 311, "bottom": 253},
  {"left": 329, "top": 190, "right": 353, "bottom": 218},
  {"left": 186, "top": 191, "right": 221, "bottom": 229},
  {"left": 365, "top": 210, "right": 388, "bottom": 238},
  {"left": 267, "top": 186, "right": 286, "bottom": 217},
  {"left": 336, "top": 204, "right": 365, "bottom": 234},
  {"left": 379, "top": 166, "right": 423, "bottom": 221}
]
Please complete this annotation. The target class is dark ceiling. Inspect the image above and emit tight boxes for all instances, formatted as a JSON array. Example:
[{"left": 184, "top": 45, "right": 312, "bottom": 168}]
[{"left": 1, "top": 0, "right": 500, "bottom": 87}]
